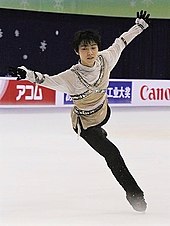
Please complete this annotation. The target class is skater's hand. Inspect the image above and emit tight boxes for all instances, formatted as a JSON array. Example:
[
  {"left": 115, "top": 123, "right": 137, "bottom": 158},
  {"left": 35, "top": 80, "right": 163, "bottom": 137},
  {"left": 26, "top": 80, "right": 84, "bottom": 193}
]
[
  {"left": 8, "top": 66, "right": 26, "bottom": 80},
  {"left": 137, "top": 10, "right": 150, "bottom": 24},
  {"left": 135, "top": 10, "right": 150, "bottom": 30},
  {"left": 8, "top": 66, "right": 45, "bottom": 83}
]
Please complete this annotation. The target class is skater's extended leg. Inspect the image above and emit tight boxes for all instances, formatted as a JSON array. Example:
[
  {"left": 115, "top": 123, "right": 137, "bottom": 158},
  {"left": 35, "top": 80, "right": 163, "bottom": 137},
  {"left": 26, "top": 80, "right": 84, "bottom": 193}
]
[
  {"left": 80, "top": 126, "right": 141, "bottom": 193},
  {"left": 77, "top": 126, "right": 147, "bottom": 212}
]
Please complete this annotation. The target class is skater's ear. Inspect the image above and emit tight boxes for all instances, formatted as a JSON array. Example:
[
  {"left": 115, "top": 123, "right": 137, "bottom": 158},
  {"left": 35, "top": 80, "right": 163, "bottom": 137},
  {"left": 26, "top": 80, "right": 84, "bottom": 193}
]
[{"left": 74, "top": 49, "right": 79, "bottom": 55}]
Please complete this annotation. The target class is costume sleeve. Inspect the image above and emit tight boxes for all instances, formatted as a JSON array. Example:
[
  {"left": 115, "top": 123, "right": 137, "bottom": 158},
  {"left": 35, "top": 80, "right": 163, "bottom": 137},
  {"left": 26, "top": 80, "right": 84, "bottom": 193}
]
[
  {"left": 19, "top": 66, "right": 76, "bottom": 94},
  {"left": 100, "top": 19, "right": 148, "bottom": 71}
]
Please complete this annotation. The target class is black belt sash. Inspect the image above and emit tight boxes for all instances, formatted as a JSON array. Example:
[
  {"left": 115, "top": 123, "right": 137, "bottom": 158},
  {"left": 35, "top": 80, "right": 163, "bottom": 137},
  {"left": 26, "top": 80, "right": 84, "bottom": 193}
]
[{"left": 74, "top": 102, "right": 104, "bottom": 116}]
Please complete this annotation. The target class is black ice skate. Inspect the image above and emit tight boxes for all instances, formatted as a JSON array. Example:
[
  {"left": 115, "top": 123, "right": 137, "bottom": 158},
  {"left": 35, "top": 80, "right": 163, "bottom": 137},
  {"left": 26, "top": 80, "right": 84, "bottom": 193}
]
[{"left": 126, "top": 192, "right": 147, "bottom": 212}]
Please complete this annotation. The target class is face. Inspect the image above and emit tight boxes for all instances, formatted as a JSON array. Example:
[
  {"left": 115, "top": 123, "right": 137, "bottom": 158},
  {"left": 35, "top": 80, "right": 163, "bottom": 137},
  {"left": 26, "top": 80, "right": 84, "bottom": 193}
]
[{"left": 77, "top": 41, "right": 99, "bottom": 67}]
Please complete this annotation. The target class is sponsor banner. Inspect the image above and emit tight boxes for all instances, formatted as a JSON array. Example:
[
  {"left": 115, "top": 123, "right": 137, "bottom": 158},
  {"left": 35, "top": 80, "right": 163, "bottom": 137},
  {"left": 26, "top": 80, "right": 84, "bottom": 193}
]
[
  {"left": 133, "top": 80, "right": 170, "bottom": 106},
  {"left": 64, "top": 93, "right": 73, "bottom": 105},
  {"left": 107, "top": 81, "right": 132, "bottom": 104},
  {"left": 0, "top": 79, "right": 56, "bottom": 106},
  {"left": 1, "top": 78, "right": 170, "bottom": 107}
]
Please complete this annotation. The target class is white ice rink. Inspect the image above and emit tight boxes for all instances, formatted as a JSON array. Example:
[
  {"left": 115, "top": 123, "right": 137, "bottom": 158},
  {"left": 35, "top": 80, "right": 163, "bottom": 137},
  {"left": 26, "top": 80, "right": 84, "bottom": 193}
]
[{"left": 0, "top": 107, "right": 170, "bottom": 226}]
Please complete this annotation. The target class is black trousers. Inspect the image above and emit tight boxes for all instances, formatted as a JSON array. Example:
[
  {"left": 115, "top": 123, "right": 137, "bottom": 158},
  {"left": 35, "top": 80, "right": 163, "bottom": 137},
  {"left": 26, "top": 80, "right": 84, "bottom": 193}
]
[{"left": 74, "top": 106, "right": 143, "bottom": 195}]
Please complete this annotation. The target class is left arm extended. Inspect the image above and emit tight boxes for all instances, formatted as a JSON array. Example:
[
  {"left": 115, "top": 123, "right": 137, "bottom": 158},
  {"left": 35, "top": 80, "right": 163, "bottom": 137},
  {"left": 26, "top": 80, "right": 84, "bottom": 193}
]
[
  {"left": 100, "top": 10, "right": 150, "bottom": 70},
  {"left": 121, "top": 10, "right": 150, "bottom": 47}
]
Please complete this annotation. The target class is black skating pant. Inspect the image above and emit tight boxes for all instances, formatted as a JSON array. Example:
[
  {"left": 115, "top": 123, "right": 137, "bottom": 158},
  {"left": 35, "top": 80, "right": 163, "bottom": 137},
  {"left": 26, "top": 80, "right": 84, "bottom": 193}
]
[{"left": 74, "top": 106, "right": 143, "bottom": 195}]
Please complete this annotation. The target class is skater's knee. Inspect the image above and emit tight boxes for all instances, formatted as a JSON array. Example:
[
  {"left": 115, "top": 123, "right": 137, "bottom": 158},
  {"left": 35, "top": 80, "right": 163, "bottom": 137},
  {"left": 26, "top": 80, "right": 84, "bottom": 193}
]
[
  {"left": 77, "top": 126, "right": 107, "bottom": 140},
  {"left": 100, "top": 128, "right": 108, "bottom": 137},
  {"left": 89, "top": 127, "right": 107, "bottom": 138}
]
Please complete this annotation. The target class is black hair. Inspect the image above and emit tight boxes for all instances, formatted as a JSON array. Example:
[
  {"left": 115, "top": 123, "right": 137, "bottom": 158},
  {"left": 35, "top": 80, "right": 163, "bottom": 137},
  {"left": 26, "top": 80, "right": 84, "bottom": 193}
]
[{"left": 73, "top": 30, "right": 101, "bottom": 53}]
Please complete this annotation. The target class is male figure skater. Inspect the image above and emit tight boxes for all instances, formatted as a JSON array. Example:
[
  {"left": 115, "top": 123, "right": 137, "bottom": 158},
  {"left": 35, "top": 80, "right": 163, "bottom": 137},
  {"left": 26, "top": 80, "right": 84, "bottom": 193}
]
[{"left": 10, "top": 10, "right": 150, "bottom": 212}]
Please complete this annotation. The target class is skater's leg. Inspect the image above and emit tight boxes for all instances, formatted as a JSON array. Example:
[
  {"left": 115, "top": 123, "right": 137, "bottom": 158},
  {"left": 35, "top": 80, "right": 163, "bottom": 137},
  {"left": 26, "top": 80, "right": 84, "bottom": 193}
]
[
  {"left": 75, "top": 124, "right": 147, "bottom": 211},
  {"left": 80, "top": 126, "right": 147, "bottom": 211},
  {"left": 80, "top": 126, "right": 142, "bottom": 194}
]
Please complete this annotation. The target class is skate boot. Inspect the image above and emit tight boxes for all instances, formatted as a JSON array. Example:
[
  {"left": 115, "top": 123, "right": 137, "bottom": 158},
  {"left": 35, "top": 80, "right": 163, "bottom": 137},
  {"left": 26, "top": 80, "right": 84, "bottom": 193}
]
[{"left": 126, "top": 192, "right": 147, "bottom": 212}]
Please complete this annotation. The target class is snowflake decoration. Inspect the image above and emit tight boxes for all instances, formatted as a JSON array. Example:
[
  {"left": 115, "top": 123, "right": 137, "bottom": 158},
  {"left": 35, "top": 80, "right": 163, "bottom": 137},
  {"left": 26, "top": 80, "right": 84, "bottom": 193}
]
[
  {"left": 20, "top": 0, "right": 29, "bottom": 9},
  {"left": 142, "top": 0, "right": 154, "bottom": 7},
  {"left": 40, "top": 40, "right": 47, "bottom": 52},
  {"left": 0, "top": 29, "right": 3, "bottom": 38},
  {"left": 15, "top": 29, "right": 20, "bottom": 37},
  {"left": 130, "top": 0, "right": 137, "bottom": 7},
  {"left": 23, "top": 54, "right": 28, "bottom": 60},
  {"left": 53, "top": 0, "right": 64, "bottom": 11},
  {"left": 55, "top": 30, "right": 59, "bottom": 36}
]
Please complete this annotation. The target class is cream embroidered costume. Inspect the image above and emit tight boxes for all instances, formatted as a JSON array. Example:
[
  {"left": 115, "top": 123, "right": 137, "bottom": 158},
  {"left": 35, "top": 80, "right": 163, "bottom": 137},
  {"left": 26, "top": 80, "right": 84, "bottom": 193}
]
[{"left": 20, "top": 18, "right": 148, "bottom": 130}]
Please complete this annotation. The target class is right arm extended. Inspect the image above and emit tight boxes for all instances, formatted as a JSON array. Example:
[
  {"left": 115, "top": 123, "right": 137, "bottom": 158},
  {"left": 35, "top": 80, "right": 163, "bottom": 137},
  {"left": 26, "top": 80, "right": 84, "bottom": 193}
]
[{"left": 8, "top": 66, "right": 76, "bottom": 93}]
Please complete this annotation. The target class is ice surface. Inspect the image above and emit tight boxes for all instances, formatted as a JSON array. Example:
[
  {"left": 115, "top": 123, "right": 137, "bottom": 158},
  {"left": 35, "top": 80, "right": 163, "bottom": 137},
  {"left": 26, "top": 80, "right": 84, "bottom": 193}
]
[{"left": 0, "top": 107, "right": 170, "bottom": 226}]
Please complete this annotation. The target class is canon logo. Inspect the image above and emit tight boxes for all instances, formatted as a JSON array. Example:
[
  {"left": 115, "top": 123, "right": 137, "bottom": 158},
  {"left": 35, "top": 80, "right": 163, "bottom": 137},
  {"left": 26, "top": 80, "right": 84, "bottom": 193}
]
[{"left": 140, "top": 85, "right": 170, "bottom": 100}]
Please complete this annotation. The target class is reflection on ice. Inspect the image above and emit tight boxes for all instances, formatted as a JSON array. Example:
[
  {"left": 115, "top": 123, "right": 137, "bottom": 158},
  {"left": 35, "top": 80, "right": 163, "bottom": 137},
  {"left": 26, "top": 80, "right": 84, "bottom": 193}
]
[{"left": 0, "top": 107, "right": 170, "bottom": 226}]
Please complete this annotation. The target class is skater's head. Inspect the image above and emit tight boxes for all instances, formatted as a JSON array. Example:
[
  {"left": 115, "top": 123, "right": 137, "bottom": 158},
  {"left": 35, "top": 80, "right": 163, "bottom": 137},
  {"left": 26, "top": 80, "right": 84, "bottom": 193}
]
[
  {"left": 73, "top": 30, "right": 101, "bottom": 67},
  {"left": 73, "top": 30, "right": 101, "bottom": 53}
]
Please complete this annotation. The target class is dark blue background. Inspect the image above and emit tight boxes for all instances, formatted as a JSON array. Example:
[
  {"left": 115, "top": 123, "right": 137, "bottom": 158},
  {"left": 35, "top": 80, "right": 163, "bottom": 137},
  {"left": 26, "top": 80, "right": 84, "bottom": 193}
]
[{"left": 0, "top": 8, "right": 169, "bottom": 79}]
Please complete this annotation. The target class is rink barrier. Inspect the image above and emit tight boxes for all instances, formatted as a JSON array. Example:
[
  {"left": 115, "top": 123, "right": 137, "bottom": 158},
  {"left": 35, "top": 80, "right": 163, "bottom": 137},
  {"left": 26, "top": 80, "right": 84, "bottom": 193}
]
[{"left": 0, "top": 78, "right": 170, "bottom": 108}]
